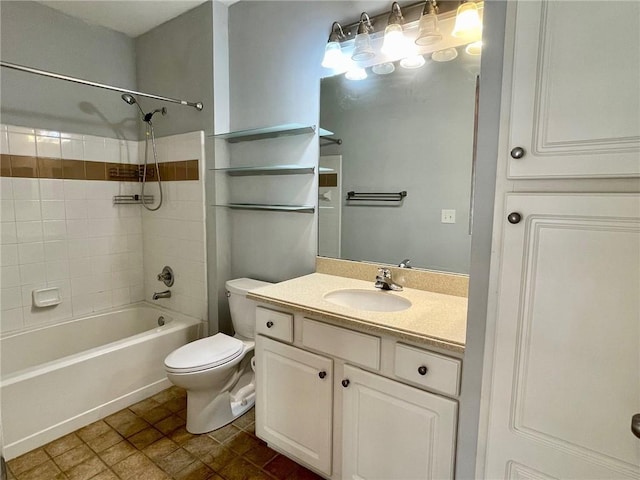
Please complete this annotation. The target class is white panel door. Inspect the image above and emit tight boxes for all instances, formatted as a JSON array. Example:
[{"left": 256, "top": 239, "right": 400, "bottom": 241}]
[
  {"left": 483, "top": 193, "right": 640, "bottom": 479},
  {"left": 342, "top": 365, "right": 457, "bottom": 480},
  {"left": 255, "top": 335, "right": 333, "bottom": 476},
  {"left": 506, "top": 1, "right": 640, "bottom": 178}
]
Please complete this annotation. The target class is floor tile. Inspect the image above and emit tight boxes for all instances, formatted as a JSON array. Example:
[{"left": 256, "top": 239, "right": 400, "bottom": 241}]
[
  {"left": 8, "top": 391, "right": 309, "bottom": 480},
  {"left": 7, "top": 449, "right": 49, "bottom": 476},
  {"left": 65, "top": 456, "right": 107, "bottom": 480},
  {"left": 85, "top": 429, "right": 124, "bottom": 453},
  {"left": 98, "top": 441, "right": 137, "bottom": 467},
  {"left": 44, "top": 433, "right": 83, "bottom": 458},
  {"left": 128, "top": 427, "right": 164, "bottom": 450},
  {"left": 142, "top": 438, "right": 179, "bottom": 462},
  {"left": 156, "top": 448, "right": 197, "bottom": 476},
  {"left": 52, "top": 444, "right": 95, "bottom": 472},
  {"left": 15, "top": 459, "right": 64, "bottom": 480}
]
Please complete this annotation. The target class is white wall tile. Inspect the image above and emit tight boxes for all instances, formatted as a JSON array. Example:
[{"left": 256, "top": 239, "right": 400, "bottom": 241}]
[
  {"left": 18, "top": 242, "right": 45, "bottom": 264},
  {"left": 41, "top": 200, "right": 66, "bottom": 220},
  {"left": 44, "top": 241, "right": 67, "bottom": 261},
  {"left": 19, "top": 262, "right": 46, "bottom": 285},
  {"left": 67, "top": 239, "right": 89, "bottom": 259},
  {"left": 46, "top": 279, "right": 71, "bottom": 300},
  {"left": 23, "top": 305, "right": 51, "bottom": 327},
  {"left": 1, "top": 200, "right": 15, "bottom": 222},
  {"left": 71, "top": 276, "right": 93, "bottom": 296},
  {"left": 64, "top": 200, "right": 88, "bottom": 219},
  {"left": 12, "top": 178, "right": 40, "bottom": 200},
  {"left": 14, "top": 200, "right": 42, "bottom": 222},
  {"left": 112, "top": 287, "right": 130, "bottom": 307},
  {"left": 1, "top": 177, "right": 14, "bottom": 199},
  {"left": 16, "top": 221, "right": 43, "bottom": 243},
  {"left": 46, "top": 260, "right": 70, "bottom": 281},
  {"left": 61, "top": 137, "right": 84, "bottom": 160},
  {"left": 72, "top": 294, "right": 92, "bottom": 317},
  {"left": 104, "top": 138, "right": 120, "bottom": 162},
  {"left": 49, "top": 302, "right": 72, "bottom": 322},
  {"left": 69, "top": 258, "right": 92, "bottom": 278},
  {"left": 63, "top": 180, "right": 86, "bottom": 200},
  {"left": 0, "top": 244, "right": 20, "bottom": 267},
  {"left": 1, "top": 307, "right": 23, "bottom": 331},
  {"left": 90, "top": 291, "right": 112, "bottom": 311},
  {"left": 42, "top": 220, "right": 67, "bottom": 241},
  {"left": 7, "top": 126, "right": 34, "bottom": 135},
  {"left": 0, "top": 129, "right": 9, "bottom": 155},
  {"left": 39, "top": 179, "right": 65, "bottom": 200},
  {"left": 1, "top": 286, "right": 22, "bottom": 311},
  {"left": 36, "top": 135, "right": 61, "bottom": 158},
  {"left": 1, "top": 222, "right": 17, "bottom": 244},
  {"left": 1, "top": 265, "right": 21, "bottom": 288},
  {"left": 8, "top": 132, "right": 36, "bottom": 156},
  {"left": 65, "top": 219, "right": 87, "bottom": 239},
  {"left": 83, "top": 136, "right": 106, "bottom": 162}
]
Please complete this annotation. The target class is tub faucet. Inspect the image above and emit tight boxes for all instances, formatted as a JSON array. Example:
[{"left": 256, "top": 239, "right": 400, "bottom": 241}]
[
  {"left": 375, "top": 268, "right": 403, "bottom": 291},
  {"left": 152, "top": 290, "right": 171, "bottom": 300}
]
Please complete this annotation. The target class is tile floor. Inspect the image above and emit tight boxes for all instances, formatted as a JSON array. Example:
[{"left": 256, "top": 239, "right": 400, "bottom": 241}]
[{"left": 6, "top": 387, "right": 322, "bottom": 480}]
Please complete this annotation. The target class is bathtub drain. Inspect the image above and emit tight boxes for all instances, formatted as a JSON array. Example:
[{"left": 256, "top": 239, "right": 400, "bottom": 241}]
[{"left": 157, "top": 316, "right": 165, "bottom": 326}]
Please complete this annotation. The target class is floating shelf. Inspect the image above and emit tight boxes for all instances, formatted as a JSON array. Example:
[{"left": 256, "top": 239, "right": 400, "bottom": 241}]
[
  {"left": 214, "top": 203, "right": 315, "bottom": 214},
  {"left": 214, "top": 124, "right": 332, "bottom": 143},
  {"left": 213, "top": 165, "right": 315, "bottom": 176}
]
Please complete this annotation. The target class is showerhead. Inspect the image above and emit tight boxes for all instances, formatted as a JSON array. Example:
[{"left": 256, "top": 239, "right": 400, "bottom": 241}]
[{"left": 121, "top": 94, "right": 136, "bottom": 105}]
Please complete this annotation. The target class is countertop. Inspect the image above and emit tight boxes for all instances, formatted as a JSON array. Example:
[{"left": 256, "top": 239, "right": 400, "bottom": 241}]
[{"left": 247, "top": 273, "right": 467, "bottom": 354}]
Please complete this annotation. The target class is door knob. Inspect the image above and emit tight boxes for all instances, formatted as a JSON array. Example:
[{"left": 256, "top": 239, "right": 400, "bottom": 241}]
[
  {"left": 266, "top": 321, "right": 274, "bottom": 328},
  {"left": 507, "top": 212, "right": 522, "bottom": 224},
  {"left": 632, "top": 414, "right": 640, "bottom": 439},
  {"left": 418, "top": 366, "right": 428, "bottom": 376},
  {"left": 342, "top": 379, "right": 350, "bottom": 388},
  {"left": 510, "top": 147, "right": 525, "bottom": 159},
  {"left": 318, "top": 371, "right": 327, "bottom": 379}
]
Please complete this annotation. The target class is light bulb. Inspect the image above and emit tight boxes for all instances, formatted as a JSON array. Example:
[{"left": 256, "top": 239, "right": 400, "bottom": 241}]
[
  {"left": 322, "top": 42, "right": 345, "bottom": 69},
  {"left": 382, "top": 24, "right": 409, "bottom": 58},
  {"left": 452, "top": 2, "right": 482, "bottom": 41}
]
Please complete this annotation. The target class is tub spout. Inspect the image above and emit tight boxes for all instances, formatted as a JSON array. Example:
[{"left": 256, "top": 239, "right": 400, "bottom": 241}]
[{"left": 152, "top": 290, "right": 171, "bottom": 300}]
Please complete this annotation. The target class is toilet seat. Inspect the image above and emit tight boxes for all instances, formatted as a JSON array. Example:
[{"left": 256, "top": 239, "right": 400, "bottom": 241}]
[{"left": 164, "top": 333, "right": 244, "bottom": 374}]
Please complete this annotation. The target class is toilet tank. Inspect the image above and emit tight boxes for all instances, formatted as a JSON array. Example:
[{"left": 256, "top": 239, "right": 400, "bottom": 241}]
[{"left": 226, "top": 278, "right": 273, "bottom": 339}]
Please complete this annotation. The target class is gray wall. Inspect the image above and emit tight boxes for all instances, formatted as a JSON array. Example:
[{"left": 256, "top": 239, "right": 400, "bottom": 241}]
[
  {"left": 0, "top": 1, "right": 138, "bottom": 139},
  {"left": 320, "top": 55, "right": 479, "bottom": 274},
  {"left": 135, "top": 1, "right": 215, "bottom": 138}
]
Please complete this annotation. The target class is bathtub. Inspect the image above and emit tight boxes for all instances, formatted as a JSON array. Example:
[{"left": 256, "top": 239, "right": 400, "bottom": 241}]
[{"left": 1, "top": 303, "right": 202, "bottom": 459}]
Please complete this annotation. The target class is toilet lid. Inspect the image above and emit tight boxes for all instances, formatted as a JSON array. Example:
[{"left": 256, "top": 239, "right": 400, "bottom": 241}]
[{"left": 164, "top": 333, "right": 244, "bottom": 373}]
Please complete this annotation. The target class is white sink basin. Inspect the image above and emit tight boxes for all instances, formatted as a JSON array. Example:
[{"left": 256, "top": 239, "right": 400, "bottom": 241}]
[{"left": 323, "top": 289, "right": 412, "bottom": 312}]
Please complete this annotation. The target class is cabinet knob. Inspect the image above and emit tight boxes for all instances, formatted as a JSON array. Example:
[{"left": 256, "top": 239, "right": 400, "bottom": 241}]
[
  {"left": 507, "top": 212, "right": 522, "bottom": 224},
  {"left": 266, "top": 321, "right": 274, "bottom": 328},
  {"left": 318, "top": 371, "right": 327, "bottom": 379},
  {"left": 418, "top": 365, "right": 428, "bottom": 376},
  {"left": 342, "top": 379, "right": 350, "bottom": 388},
  {"left": 632, "top": 413, "right": 640, "bottom": 439},
  {"left": 510, "top": 147, "right": 525, "bottom": 159}
]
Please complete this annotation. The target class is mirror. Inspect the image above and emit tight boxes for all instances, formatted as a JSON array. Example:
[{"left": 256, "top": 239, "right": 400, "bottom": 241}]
[{"left": 319, "top": 48, "right": 480, "bottom": 274}]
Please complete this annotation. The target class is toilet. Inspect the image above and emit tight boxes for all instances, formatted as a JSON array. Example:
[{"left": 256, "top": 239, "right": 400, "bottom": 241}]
[{"left": 164, "top": 278, "right": 271, "bottom": 434}]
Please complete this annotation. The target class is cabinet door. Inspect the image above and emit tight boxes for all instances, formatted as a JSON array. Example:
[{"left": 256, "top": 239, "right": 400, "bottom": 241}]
[
  {"left": 255, "top": 335, "right": 333, "bottom": 476},
  {"left": 342, "top": 365, "right": 457, "bottom": 480},
  {"left": 483, "top": 193, "right": 640, "bottom": 479},
  {"left": 506, "top": 1, "right": 640, "bottom": 178}
]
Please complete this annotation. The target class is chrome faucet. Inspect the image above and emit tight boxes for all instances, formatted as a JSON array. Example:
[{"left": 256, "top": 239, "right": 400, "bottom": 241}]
[
  {"left": 375, "top": 268, "right": 403, "bottom": 291},
  {"left": 398, "top": 258, "right": 412, "bottom": 269},
  {"left": 152, "top": 290, "right": 171, "bottom": 300}
]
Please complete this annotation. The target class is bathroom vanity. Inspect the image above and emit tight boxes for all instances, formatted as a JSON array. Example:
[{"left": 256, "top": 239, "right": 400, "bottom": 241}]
[{"left": 248, "top": 271, "right": 467, "bottom": 480}]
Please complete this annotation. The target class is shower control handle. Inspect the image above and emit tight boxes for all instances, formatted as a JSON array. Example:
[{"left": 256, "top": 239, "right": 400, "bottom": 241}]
[
  {"left": 318, "top": 371, "right": 327, "bottom": 379},
  {"left": 632, "top": 414, "right": 640, "bottom": 439},
  {"left": 157, "top": 266, "right": 174, "bottom": 287}
]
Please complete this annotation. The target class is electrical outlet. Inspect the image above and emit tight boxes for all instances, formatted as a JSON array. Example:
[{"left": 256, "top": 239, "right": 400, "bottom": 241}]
[{"left": 441, "top": 209, "right": 456, "bottom": 224}]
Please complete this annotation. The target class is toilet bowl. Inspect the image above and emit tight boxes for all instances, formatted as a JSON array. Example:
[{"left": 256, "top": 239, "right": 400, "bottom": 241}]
[{"left": 164, "top": 278, "right": 271, "bottom": 434}]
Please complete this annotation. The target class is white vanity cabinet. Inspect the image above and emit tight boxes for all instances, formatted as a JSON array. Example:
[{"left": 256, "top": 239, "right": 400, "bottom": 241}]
[{"left": 254, "top": 307, "right": 461, "bottom": 480}]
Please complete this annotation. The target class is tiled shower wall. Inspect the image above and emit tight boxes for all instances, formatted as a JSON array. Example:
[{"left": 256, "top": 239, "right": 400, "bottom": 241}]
[{"left": 0, "top": 125, "right": 206, "bottom": 335}]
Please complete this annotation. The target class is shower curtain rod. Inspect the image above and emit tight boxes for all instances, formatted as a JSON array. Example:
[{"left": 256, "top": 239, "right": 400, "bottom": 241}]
[{"left": 0, "top": 61, "right": 204, "bottom": 111}]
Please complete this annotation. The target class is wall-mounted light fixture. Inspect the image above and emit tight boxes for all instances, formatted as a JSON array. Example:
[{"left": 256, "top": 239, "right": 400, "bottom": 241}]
[
  {"left": 322, "top": 1, "right": 483, "bottom": 76},
  {"left": 321, "top": 22, "right": 347, "bottom": 69},
  {"left": 352, "top": 13, "right": 375, "bottom": 61},
  {"left": 452, "top": 0, "right": 482, "bottom": 40},
  {"left": 415, "top": 0, "right": 442, "bottom": 46},
  {"left": 381, "top": 2, "right": 409, "bottom": 57}
]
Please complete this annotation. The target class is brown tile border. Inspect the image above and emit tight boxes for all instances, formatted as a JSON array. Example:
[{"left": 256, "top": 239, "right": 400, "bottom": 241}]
[{"left": 1, "top": 155, "right": 199, "bottom": 182}]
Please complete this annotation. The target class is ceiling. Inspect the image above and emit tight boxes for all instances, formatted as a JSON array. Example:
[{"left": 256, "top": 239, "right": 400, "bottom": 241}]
[{"left": 36, "top": 1, "right": 236, "bottom": 38}]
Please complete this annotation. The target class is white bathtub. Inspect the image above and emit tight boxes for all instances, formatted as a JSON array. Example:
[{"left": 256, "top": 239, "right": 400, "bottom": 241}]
[{"left": 1, "top": 303, "right": 202, "bottom": 459}]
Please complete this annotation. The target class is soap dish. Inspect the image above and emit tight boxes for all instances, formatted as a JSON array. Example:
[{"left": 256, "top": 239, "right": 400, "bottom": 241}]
[{"left": 32, "top": 287, "right": 62, "bottom": 308}]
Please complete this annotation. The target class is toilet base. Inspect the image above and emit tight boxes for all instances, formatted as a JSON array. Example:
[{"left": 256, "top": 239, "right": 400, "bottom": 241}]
[{"left": 185, "top": 369, "right": 255, "bottom": 434}]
